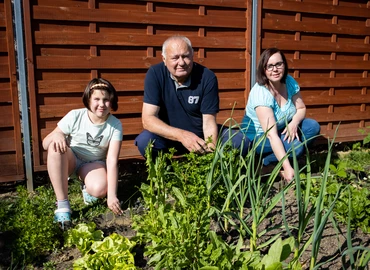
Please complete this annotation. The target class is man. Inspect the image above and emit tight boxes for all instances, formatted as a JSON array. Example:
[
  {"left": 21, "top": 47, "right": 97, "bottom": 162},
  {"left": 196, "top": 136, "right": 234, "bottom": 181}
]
[{"left": 135, "top": 35, "right": 248, "bottom": 158}]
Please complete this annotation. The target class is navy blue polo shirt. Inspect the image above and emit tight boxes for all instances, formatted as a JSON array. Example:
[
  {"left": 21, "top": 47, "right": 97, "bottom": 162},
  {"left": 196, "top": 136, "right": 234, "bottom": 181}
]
[{"left": 143, "top": 62, "right": 219, "bottom": 138}]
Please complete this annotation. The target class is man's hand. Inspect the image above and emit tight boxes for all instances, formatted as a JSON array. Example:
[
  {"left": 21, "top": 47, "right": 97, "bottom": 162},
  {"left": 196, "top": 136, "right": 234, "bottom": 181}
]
[{"left": 179, "top": 130, "right": 212, "bottom": 154}]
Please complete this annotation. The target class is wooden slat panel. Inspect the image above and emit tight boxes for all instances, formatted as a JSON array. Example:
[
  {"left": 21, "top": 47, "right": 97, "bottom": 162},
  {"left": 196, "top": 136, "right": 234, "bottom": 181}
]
[
  {"left": 288, "top": 59, "right": 370, "bottom": 70},
  {"left": 0, "top": 63, "right": 9, "bottom": 78},
  {"left": 307, "top": 108, "right": 370, "bottom": 122},
  {"left": 0, "top": 82, "right": 11, "bottom": 102},
  {"left": 0, "top": 130, "right": 15, "bottom": 152},
  {"left": 0, "top": 36, "right": 7, "bottom": 52},
  {"left": 35, "top": 56, "right": 247, "bottom": 70},
  {"left": 37, "top": 79, "right": 146, "bottom": 93},
  {"left": 34, "top": 32, "right": 246, "bottom": 49},
  {"left": 263, "top": 19, "right": 370, "bottom": 36},
  {"left": 302, "top": 93, "right": 370, "bottom": 106},
  {"left": 32, "top": 6, "right": 246, "bottom": 29},
  {"left": 263, "top": 0, "right": 370, "bottom": 18},
  {"left": 263, "top": 39, "right": 370, "bottom": 54},
  {"left": 298, "top": 77, "right": 370, "bottom": 88},
  {"left": 138, "top": 0, "right": 246, "bottom": 8},
  {"left": 0, "top": 102, "right": 13, "bottom": 127}
]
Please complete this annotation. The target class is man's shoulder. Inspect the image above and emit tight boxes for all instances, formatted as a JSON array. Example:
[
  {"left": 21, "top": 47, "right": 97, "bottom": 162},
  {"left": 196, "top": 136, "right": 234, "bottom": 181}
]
[
  {"left": 192, "top": 62, "right": 216, "bottom": 79},
  {"left": 149, "top": 62, "right": 166, "bottom": 72}
]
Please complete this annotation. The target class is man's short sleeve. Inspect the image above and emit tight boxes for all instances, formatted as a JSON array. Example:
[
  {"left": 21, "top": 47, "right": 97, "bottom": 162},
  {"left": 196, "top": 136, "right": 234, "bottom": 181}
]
[
  {"left": 200, "top": 75, "right": 219, "bottom": 115},
  {"left": 143, "top": 67, "right": 161, "bottom": 106}
]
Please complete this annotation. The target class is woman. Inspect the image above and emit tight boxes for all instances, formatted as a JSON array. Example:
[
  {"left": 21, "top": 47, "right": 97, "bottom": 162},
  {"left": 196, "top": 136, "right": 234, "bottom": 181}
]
[{"left": 241, "top": 48, "right": 320, "bottom": 182}]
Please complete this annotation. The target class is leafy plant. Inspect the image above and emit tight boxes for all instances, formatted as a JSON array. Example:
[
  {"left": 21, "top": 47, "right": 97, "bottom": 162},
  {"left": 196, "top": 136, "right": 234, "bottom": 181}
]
[
  {"left": 358, "top": 126, "right": 370, "bottom": 147},
  {"left": 66, "top": 223, "right": 137, "bottom": 269},
  {"left": 64, "top": 222, "right": 104, "bottom": 255},
  {"left": 0, "top": 185, "right": 61, "bottom": 264}
]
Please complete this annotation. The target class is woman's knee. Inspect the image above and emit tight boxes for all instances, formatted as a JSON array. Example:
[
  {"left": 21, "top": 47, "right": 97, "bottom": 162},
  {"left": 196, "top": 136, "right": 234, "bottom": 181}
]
[{"left": 301, "top": 118, "right": 320, "bottom": 138}]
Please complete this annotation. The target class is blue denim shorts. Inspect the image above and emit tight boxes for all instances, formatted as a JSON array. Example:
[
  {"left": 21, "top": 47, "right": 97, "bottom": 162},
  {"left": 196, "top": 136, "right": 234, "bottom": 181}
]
[{"left": 72, "top": 151, "right": 106, "bottom": 175}]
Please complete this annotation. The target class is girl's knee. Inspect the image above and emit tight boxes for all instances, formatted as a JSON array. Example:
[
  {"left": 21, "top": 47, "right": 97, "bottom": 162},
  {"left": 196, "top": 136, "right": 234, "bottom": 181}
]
[{"left": 85, "top": 183, "right": 107, "bottom": 198}]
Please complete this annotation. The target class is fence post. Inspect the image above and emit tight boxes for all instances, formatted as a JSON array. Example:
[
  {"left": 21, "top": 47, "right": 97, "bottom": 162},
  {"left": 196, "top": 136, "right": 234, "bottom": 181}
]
[{"left": 13, "top": 0, "right": 34, "bottom": 191}]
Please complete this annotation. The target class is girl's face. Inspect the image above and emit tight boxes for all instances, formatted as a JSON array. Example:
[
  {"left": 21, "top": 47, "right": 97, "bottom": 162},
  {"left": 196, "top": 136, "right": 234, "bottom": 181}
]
[
  {"left": 265, "top": 52, "right": 285, "bottom": 83},
  {"left": 89, "top": 89, "right": 111, "bottom": 121}
]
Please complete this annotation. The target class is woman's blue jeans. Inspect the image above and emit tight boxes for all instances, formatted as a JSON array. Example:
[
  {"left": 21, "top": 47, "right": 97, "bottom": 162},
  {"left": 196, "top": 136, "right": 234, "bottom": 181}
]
[{"left": 254, "top": 118, "right": 320, "bottom": 166}]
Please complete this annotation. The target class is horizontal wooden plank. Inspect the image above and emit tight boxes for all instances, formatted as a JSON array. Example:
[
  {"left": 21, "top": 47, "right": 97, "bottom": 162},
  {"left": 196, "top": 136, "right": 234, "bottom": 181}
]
[
  {"left": 0, "top": 130, "right": 15, "bottom": 152},
  {"left": 0, "top": 105, "right": 14, "bottom": 127},
  {"left": 307, "top": 111, "right": 370, "bottom": 123},
  {"left": 0, "top": 36, "right": 7, "bottom": 52},
  {"left": 34, "top": 32, "right": 246, "bottom": 49},
  {"left": 140, "top": 0, "right": 246, "bottom": 9},
  {"left": 33, "top": 6, "right": 246, "bottom": 29},
  {"left": 319, "top": 125, "right": 367, "bottom": 142},
  {"left": 302, "top": 93, "right": 370, "bottom": 106},
  {"left": 263, "top": 39, "right": 370, "bottom": 54},
  {"left": 263, "top": 18, "right": 370, "bottom": 36},
  {"left": 0, "top": 11, "right": 5, "bottom": 28},
  {"left": 35, "top": 56, "right": 247, "bottom": 70},
  {"left": 37, "top": 79, "right": 146, "bottom": 93},
  {"left": 298, "top": 77, "right": 370, "bottom": 88},
  {"left": 0, "top": 174, "right": 25, "bottom": 182},
  {"left": 263, "top": 0, "right": 370, "bottom": 18},
  {"left": 0, "top": 63, "right": 9, "bottom": 78},
  {"left": 288, "top": 59, "right": 370, "bottom": 70},
  {"left": 0, "top": 88, "right": 11, "bottom": 102}
]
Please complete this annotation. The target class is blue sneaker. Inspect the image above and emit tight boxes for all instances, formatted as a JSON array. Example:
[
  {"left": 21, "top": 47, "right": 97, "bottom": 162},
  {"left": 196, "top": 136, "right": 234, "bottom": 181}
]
[
  {"left": 82, "top": 185, "right": 99, "bottom": 205},
  {"left": 54, "top": 208, "right": 72, "bottom": 230}
]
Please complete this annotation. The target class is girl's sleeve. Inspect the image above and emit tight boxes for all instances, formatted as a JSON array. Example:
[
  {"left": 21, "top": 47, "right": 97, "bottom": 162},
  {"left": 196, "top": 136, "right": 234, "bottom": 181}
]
[
  {"left": 57, "top": 110, "right": 75, "bottom": 135},
  {"left": 111, "top": 120, "right": 123, "bottom": 141}
]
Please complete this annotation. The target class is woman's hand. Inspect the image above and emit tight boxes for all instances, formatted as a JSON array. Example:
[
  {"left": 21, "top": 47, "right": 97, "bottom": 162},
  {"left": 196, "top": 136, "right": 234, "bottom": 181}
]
[
  {"left": 280, "top": 166, "right": 295, "bottom": 183},
  {"left": 107, "top": 196, "right": 123, "bottom": 216},
  {"left": 282, "top": 121, "right": 300, "bottom": 143}
]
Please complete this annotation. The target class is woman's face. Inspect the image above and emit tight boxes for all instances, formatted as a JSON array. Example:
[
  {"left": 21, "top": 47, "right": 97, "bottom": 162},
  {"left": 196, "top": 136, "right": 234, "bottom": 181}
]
[{"left": 265, "top": 52, "right": 285, "bottom": 83}]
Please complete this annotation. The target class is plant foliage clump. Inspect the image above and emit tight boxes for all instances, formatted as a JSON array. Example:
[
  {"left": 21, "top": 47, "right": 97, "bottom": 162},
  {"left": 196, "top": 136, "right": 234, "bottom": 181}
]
[{"left": 0, "top": 185, "right": 61, "bottom": 264}]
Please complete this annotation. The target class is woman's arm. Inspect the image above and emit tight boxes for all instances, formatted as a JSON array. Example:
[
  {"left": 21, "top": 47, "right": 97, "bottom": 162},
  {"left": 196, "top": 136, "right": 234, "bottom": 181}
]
[
  {"left": 255, "top": 106, "right": 294, "bottom": 181},
  {"left": 282, "top": 92, "right": 306, "bottom": 143},
  {"left": 106, "top": 139, "right": 123, "bottom": 215}
]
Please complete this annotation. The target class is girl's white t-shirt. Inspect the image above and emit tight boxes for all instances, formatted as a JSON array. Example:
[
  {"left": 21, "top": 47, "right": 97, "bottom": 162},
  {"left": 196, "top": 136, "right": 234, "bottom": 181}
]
[{"left": 58, "top": 108, "right": 123, "bottom": 161}]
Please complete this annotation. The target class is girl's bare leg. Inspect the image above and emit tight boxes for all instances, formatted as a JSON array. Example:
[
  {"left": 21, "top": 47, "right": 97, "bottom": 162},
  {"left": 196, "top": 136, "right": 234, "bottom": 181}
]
[
  {"left": 47, "top": 146, "right": 75, "bottom": 200},
  {"left": 78, "top": 162, "right": 107, "bottom": 198}
]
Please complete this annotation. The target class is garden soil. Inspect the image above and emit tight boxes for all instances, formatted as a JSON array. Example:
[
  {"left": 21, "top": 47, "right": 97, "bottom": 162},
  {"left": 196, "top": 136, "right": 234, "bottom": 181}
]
[{"left": 0, "top": 155, "right": 369, "bottom": 270}]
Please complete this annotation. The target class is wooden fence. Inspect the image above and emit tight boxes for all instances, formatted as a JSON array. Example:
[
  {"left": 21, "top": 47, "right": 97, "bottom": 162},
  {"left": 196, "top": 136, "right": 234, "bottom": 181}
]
[
  {"left": 0, "top": 0, "right": 24, "bottom": 182},
  {"left": 0, "top": 0, "right": 369, "bottom": 182}
]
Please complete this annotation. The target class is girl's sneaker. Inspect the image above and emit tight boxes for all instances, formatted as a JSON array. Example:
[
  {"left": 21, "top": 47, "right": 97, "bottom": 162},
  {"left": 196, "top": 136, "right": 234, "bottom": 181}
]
[
  {"left": 54, "top": 208, "right": 72, "bottom": 230},
  {"left": 82, "top": 185, "right": 99, "bottom": 205}
]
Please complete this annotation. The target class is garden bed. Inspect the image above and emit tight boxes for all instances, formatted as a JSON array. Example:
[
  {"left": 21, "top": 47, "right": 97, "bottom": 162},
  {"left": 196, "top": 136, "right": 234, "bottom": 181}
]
[{"left": 0, "top": 142, "right": 369, "bottom": 269}]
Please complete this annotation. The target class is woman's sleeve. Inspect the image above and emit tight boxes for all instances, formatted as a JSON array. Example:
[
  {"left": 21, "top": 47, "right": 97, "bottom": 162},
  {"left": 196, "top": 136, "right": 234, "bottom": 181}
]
[
  {"left": 249, "top": 84, "right": 274, "bottom": 110},
  {"left": 286, "top": 75, "right": 300, "bottom": 96}
]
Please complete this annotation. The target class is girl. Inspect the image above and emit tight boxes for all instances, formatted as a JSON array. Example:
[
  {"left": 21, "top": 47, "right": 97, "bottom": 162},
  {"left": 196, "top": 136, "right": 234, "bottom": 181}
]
[
  {"left": 43, "top": 78, "right": 123, "bottom": 227},
  {"left": 241, "top": 48, "right": 320, "bottom": 182}
]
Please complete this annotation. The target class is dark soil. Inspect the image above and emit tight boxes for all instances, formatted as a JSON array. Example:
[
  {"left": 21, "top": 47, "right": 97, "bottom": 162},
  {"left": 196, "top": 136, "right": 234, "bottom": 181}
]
[{"left": 0, "top": 148, "right": 369, "bottom": 269}]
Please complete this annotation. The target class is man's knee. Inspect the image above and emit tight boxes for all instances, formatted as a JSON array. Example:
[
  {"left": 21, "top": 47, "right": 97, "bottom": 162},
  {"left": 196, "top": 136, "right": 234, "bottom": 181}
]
[{"left": 135, "top": 131, "right": 154, "bottom": 156}]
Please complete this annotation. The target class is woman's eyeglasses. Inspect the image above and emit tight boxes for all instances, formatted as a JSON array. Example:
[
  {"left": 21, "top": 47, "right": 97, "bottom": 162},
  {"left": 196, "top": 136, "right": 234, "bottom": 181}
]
[{"left": 266, "top": 61, "right": 284, "bottom": 71}]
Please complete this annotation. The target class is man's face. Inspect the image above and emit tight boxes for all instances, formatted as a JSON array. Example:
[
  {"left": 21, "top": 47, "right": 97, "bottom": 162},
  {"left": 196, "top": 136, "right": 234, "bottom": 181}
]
[{"left": 163, "top": 39, "right": 193, "bottom": 83}]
